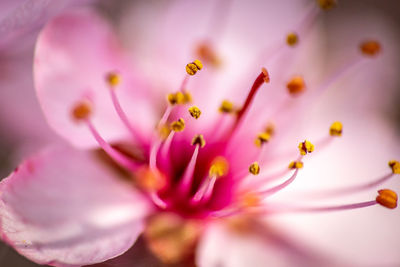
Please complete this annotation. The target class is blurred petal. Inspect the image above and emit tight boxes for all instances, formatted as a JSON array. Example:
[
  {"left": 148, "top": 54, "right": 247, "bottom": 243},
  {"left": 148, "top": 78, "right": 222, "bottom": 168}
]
[
  {"left": 0, "top": 146, "right": 151, "bottom": 266},
  {"left": 34, "top": 8, "right": 157, "bottom": 148}
]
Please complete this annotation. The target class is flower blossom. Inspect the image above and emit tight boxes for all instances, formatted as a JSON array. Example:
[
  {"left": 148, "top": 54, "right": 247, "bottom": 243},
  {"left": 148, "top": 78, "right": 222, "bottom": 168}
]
[{"left": 1, "top": 0, "right": 400, "bottom": 266}]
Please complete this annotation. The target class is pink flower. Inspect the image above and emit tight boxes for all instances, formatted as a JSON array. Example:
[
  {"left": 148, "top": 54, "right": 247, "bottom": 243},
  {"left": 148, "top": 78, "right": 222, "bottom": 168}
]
[{"left": 1, "top": 1, "right": 400, "bottom": 266}]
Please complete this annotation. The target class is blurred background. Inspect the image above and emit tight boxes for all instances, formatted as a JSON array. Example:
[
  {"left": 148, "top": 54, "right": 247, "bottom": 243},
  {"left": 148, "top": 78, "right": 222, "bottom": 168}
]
[{"left": 0, "top": 0, "right": 399, "bottom": 266}]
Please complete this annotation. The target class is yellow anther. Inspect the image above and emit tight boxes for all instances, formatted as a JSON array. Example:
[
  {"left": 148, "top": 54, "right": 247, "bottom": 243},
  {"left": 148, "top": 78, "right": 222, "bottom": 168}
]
[
  {"left": 288, "top": 161, "right": 304, "bottom": 169},
  {"left": 254, "top": 132, "right": 271, "bottom": 148},
  {"left": 158, "top": 124, "right": 171, "bottom": 140},
  {"left": 249, "top": 162, "right": 260, "bottom": 175},
  {"left": 330, "top": 121, "right": 343, "bottom": 137},
  {"left": 209, "top": 157, "right": 229, "bottom": 178},
  {"left": 265, "top": 122, "right": 275, "bottom": 136},
  {"left": 196, "top": 42, "right": 221, "bottom": 67},
  {"left": 317, "top": 0, "right": 337, "bottom": 10},
  {"left": 191, "top": 134, "right": 206, "bottom": 148},
  {"left": 376, "top": 189, "right": 398, "bottom": 209},
  {"left": 170, "top": 118, "right": 185, "bottom": 132},
  {"left": 298, "top": 140, "right": 314, "bottom": 155},
  {"left": 261, "top": 67, "right": 270, "bottom": 83},
  {"left": 219, "top": 100, "right": 235, "bottom": 113},
  {"left": 188, "top": 106, "right": 201, "bottom": 119},
  {"left": 71, "top": 101, "right": 92, "bottom": 121},
  {"left": 136, "top": 167, "right": 166, "bottom": 191},
  {"left": 287, "top": 76, "right": 306, "bottom": 96},
  {"left": 389, "top": 160, "right": 400, "bottom": 174},
  {"left": 183, "top": 91, "right": 193, "bottom": 103},
  {"left": 185, "top": 59, "right": 203, "bottom": 75},
  {"left": 106, "top": 72, "right": 121, "bottom": 88},
  {"left": 167, "top": 92, "right": 185, "bottom": 105},
  {"left": 360, "top": 40, "right": 381, "bottom": 56},
  {"left": 286, "top": 32, "right": 299, "bottom": 46}
]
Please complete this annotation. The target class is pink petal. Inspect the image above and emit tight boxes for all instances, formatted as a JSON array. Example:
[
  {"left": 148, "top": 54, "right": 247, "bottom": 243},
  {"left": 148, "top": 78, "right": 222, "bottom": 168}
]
[
  {"left": 196, "top": 221, "right": 340, "bottom": 267},
  {"left": 0, "top": 146, "right": 152, "bottom": 266},
  {"left": 34, "top": 8, "right": 157, "bottom": 148}
]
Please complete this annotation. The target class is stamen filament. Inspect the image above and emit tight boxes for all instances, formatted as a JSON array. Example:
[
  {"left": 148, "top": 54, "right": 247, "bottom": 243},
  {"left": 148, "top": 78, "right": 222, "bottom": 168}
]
[
  {"left": 110, "top": 89, "right": 146, "bottom": 145},
  {"left": 150, "top": 192, "right": 167, "bottom": 209},
  {"left": 258, "top": 169, "right": 300, "bottom": 197},
  {"left": 179, "top": 145, "right": 200, "bottom": 194},
  {"left": 86, "top": 119, "right": 139, "bottom": 172}
]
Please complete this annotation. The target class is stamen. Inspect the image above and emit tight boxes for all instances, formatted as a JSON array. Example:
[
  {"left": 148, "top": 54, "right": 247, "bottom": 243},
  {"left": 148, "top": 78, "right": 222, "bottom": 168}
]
[
  {"left": 85, "top": 119, "right": 139, "bottom": 172},
  {"left": 186, "top": 60, "right": 203, "bottom": 76},
  {"left": 288, "top": 161, "right": 304, "bottom": 169},
  {"left": 317, "top": 0, "right": 337, "bottom": 11},
  {"left": 209, "top": 157, "right": 229, "bottom": 178},
  {"left": 329, "top": 121, "right": 343, "bottom": 137},
  {"left": 150, "top": 192, "right": 168, "bottom": 209},
  {"left": 191, "top": 134, "right": 206, "bottom": 148},
  {"left": 106, "top": 72, "right": 145, "bottom": 144},
  {"left": 179, "top": 145, "right": 200, "bottom": 193},
  {"left": 219, "top": 100, "right": 235, "bottom": 114},
  {"left": 376, "top": 189, "right": 398, "bottom": 209},
  {"left": 254, "top": 132, "right": 271, "bottom": 148},
  {"left": 233, "top": 68, "right": 270, "bottom": 130},
  {"left": 258, "top": 168, "right": 300, "bottom": 197},
  {"left": 287, "top": 76, "right": 306, "bottom": 96},
  {"left": 188, "top": 106, "right": 202, "bottom": 119},
  {"left": 360, "top": 40, "right": 381, "bottom": 57},
  {"left": 167, "top": 92, "right": 185, "bottom": 105},
  {"left": 170, "top": 118, "right": 185, "bottom": 132},
  {"left": 286, "top": 32, "right": 299, "bottom": 47},
  {"left": 249, "top": 162, "right": 261, "bottom": 175},
  {"left": 265, "top": 122, "right": 275, "bottom": 136},
  {"left": 269, "top": 189, "right": 397, "bottom": 215},
  {"left": 389, "top": 160, "right": 400, "bottom": 174},
  {"left": 298, "top": 140, "right": 314, "bottom": 155}
]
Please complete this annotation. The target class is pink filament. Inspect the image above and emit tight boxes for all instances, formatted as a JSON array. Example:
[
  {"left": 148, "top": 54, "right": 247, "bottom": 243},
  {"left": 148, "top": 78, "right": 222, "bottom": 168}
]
[
  {"left": 258, "top": 169, "right": 299, "bottom": 197},
  {"left": 179, "top": 145, "right": 200, "bottom": 194},
  {"left": 86, "top": 119, "right": 139, "bottom": 172}
]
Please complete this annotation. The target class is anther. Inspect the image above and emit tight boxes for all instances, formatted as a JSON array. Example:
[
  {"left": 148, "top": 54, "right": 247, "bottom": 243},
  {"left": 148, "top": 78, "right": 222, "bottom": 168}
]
[
  {"left": 219, "top": 100, "right": 235, "bottom": 113},
  {"left": 186, "top": 60, "right": 203, "bottom": 76},
  {"left": 261, "top": 67, "right": 270, "bottom": 83},
  {"left": 329, "top": 121, "right": 343, "bottom": 137},
  {"left": 188, "top": 106, "right": 201, "bottom": 119},
  {"left": 191, "top": 134, "right": 206, "bottom": 148},
  {"left": 376, "top": 189, "right": 398, "bottom": 209},
  {"left": 196, "top": 42, "right": 221, "bottom": 67},
  {"left": 298, "top": 140, "right": 314, "bottom": 155},
  {"left": 241, "top": 192, "right": 261, "bottom": 207},
  {"left": 287, "top": 76, "right": 306, "bottom": 96},
  {"left": 265, "top": 122, "right": 275, "bottom": 136},
  {"left": 389, "top": 160, "right": 400, "bottom": 174},
  {"left": 286, "top": 32, "right": 299, "bottom": 46},
  {"left": 249, "top": 162, "right": 260, "bottom": 175},
  {"left": 170, "top": 118, "right": 185, "bottom": 132},
  {"left": 106, "top": 72, "right": 121, "bottom": 88},
  {"left": 288, "top": 161, "right": 304, "bottom": 169},
  {"left": 183, "top": 91, "right": 193, "bottom": 103},
  {"left": 209, "top": 157, "right": 229, "bottom": 178},
  {"left": 72, "top": 101, "right": 92, "bottom": 121},
  {"left": 167, "top": 92, "right": 185, "bottom": 105},
  {"left": 254, "top": 132, "right": 271, "bottom": 147},
  {"left": 317, "top": 0, "right": 337, "bottom": 11},
  {"left": 360, "top": 40, "right": 381, "bottom": 57}
]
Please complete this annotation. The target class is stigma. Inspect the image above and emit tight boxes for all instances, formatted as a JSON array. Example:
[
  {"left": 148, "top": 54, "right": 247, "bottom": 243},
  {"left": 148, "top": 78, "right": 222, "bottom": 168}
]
[
  {"left": 186, "top": 60, "right": 203, "bottom": 76},
  {"left": 376, "top": 189, "right": 398, "bottom": 209},
  {"left": 329, "top": 121, "right": 343, "bottom": 137},
  {"left": 71, "top": 101, "right": 92, "bottom": 121},
  {"left": 298, "top": 140, "right": 314, "bottom": 155}
]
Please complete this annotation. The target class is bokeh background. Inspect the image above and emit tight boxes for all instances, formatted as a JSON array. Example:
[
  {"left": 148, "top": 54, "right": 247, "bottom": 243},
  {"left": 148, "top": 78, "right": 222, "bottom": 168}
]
[{"left": 0, "top": 0, "right": 399, "bottom": 266}]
